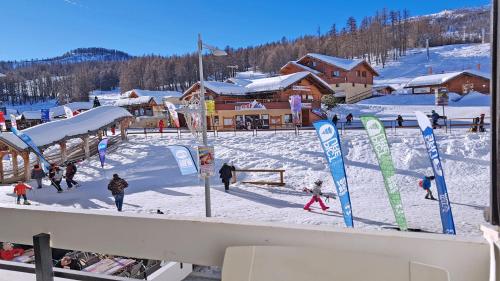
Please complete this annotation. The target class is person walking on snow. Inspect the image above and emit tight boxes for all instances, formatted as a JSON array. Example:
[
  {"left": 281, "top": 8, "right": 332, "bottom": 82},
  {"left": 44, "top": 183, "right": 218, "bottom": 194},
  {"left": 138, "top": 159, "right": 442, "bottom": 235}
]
[
  {"left": 93, "top": 96, "right": 101, "bottom": 108},
  {"left": 53, "top": 167, "right": 64, "bottom": 191},
  {"left": 158, "top": 119, "right": 165, "bottom": 134},
  {"left": 31, "top": 164, "right": 45, "bottom": 189},
  {"left": 14, "top": 181, "right": 32, "bottom": 205},
  {"left": 219, "top": 162, "right": 235, "bottom": 192},
  {"left": 49, "top": 164, "right": 63, "bottom": 193},
  {"left": 346, "top": 113, "right": 353, "bottom": 125},
  {"left": 431, "top": 110, "right": 440, "bottom": 128},
  {"left": 419, "top": 175, "right": 436, "bottom": 200},
  {"left": 396, "top": 115, "right": 404, "bottom": 127},
  {"left": 303, "top": 180, "right": 329, "bottom": 211},
  {"left": 108, "top": 174, "right": 128, "bottom": 212},
  {"left": 65, "top": 162, "right": 79, "bottom": 189},
  {"left": 332, "top": 114, "right": 338, "bottom": 126}
]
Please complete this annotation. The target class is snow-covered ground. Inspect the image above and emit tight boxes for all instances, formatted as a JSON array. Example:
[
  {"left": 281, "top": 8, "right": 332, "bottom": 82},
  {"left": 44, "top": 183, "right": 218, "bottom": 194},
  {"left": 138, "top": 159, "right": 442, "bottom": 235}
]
[
  {"left": 0, "top": 126, "right": 489, "bottom": 237},
  {"left": 374, "top": 43, "right": 490, "bottom": 80}
]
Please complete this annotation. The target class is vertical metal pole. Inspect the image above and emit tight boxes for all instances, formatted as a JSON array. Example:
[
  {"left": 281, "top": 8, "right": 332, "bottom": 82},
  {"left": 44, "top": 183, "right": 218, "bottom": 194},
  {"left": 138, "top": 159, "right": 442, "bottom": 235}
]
[
  {"left": 198, "top": 34, "right": 211, "bottom": 218},
  {"left": 491, "top": 0, "right": 500, "bottom": 226},
  {"left": 33, "top": 233, "right": 54, "bottom": 281}
]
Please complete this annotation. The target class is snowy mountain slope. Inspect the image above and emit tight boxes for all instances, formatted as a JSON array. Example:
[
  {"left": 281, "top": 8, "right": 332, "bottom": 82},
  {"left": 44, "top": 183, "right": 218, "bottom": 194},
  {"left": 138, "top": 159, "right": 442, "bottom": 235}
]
[
  {"left": 0, "top": 129, "right": 489, "bottom": 237},
  {"left": 374, "top": 43, "right": 490, "bottom": 80}
]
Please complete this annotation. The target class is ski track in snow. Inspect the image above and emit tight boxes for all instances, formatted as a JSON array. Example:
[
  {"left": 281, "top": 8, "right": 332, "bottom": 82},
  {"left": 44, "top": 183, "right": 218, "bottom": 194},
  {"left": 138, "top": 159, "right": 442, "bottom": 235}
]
[{"left": 0, "top": 128, "right": 489, "bottom": 237}]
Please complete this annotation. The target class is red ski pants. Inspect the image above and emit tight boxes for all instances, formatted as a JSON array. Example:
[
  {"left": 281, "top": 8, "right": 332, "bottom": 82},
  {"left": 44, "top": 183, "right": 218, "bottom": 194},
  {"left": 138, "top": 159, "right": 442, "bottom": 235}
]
[{"left": 304, "top": 195, "right": 327, "bottom": 209}]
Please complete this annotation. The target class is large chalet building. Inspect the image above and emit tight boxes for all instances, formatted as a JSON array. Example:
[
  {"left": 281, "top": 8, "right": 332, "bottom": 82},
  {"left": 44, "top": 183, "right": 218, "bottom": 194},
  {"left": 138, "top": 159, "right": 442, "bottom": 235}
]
[
  {"left": 181, "top": 71, "right": 334, "bottom": 130},
  {"left": 280, "top": 53, "right": 379, "bottom": 104}
]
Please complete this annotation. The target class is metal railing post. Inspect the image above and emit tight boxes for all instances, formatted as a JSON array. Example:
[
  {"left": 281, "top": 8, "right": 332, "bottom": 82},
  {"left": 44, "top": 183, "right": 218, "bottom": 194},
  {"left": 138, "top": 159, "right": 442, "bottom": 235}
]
[{"left": 33, "top": 233, "right": 54, "bottom": 281}]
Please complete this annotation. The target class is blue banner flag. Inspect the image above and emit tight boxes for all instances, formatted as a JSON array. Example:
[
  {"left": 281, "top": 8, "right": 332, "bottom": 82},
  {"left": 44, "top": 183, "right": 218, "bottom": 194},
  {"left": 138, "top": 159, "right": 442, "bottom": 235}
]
[
  {"left": 11, "top": 127, "right": 51, "bottom": 173},
  {"left": 313, "top": 120, "right": 354, "bottom": 227},
  {"left": 168, "top": 145, "right": 198, "bottom": 176},
  {"left": 416, "top": 111, "right": 456, "bottom": 235},
  {"left": 41, "top": 109, "right": 50, "bottom": 123},
  {"left": 98, "top": 138, "right": 109, "bottom": 168}
]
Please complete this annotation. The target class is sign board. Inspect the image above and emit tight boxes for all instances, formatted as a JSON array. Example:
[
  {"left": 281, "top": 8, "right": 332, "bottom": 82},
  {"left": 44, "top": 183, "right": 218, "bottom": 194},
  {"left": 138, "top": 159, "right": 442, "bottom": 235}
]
[
  {"left": 292, "top": 85, "right": 311, "bottom": 92},
  {"left": 198, "top": 146, "right": 215, "bottom": 177},
  {"left": 235, "top": 100, "right": 266, "bottom": 111},
  {"left": 435, "top": 88, "right": 449, "bottom": 106},
  {"left": 205, "top": 100, "right": 216, "bottom": 115}
]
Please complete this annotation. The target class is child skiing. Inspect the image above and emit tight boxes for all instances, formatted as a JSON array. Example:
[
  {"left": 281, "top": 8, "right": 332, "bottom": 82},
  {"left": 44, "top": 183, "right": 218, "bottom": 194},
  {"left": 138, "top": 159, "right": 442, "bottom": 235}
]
[
  {"left": 419, "top": 175, "right": 436, "bottom": 200},
  {"left": 303, "top": 180, "right": 330, "bottom": 211},
  {"left": 14, "top": 181, "right": 32, "bottom": 205}
]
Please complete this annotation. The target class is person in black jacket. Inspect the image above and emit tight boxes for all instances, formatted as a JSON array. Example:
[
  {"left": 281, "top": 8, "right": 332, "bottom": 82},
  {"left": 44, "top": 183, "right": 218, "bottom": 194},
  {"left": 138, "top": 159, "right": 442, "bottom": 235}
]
[
  {"left": 332, "top": 114, "right": 338, "bottom": 126},
  {"left": 31, "top": 164, "right": 46, "bottom": 189},
  {"left": 56, "top": 256, "right": 82, "bottom": 271},
  {"left": 219, "top": 163, "right": 235, "bottom": 192},
  {"left": 93, "top": 96, "right": 101, "bottom": 108}
]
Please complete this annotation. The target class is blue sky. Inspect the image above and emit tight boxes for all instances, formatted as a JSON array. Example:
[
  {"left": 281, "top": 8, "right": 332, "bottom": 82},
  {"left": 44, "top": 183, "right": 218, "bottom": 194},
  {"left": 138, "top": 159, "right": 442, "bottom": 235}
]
[{"left": 0, "top": 0, "right": 490, "bottom": 61}]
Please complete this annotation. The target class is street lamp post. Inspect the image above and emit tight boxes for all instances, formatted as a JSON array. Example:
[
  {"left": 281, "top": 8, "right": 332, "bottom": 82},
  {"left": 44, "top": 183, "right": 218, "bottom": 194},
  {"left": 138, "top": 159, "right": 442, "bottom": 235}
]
[{"left": 197, "top": 34, "right": 227, "bottom": 217}]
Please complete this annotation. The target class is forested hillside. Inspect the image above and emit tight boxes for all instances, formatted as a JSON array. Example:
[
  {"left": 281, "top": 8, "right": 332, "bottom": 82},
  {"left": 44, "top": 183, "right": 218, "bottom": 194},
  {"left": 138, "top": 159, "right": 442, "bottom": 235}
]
[{"left": 0, "top": 5, "right": 490, "bottom": 104}]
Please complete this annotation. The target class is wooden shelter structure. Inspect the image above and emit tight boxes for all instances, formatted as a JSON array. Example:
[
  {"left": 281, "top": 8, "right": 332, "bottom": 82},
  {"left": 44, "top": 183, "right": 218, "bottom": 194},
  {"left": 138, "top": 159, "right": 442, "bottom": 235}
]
[{"left": 0, "top": 106, "right": 133, "bottom": 184}]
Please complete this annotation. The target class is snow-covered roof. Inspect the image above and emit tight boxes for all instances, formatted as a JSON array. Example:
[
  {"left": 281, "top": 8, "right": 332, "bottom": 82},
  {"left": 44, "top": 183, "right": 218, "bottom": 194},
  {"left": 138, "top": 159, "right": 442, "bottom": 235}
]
[
  {"left": 114, "top": 96, "right": 155, "bottom": 106},
  {"left": 203, "top": 81, "right": 248, "bottom": 96},
  {"left": 299, "top": 53, "right": 365, "bottom": 71},
  {"left": 1, "top": 106, "right": 132, "bottom": 150},
  {"left": 121, "top": 89, "right": 183, "bottom": 104},
  {"left": 185, "top": 71, "right": 333, "bottom": 97},
  {"left": 21, "top": 110, "right": 42, "bottom": 120},
  {"left": 405, "top": 70, "right": 491, "bottom": 88},
  {"left": 244, "top": 72, "right": 322, "bottom": 92},
  {"left": 50, "top": 102, "right": 93, "bottom": 117},
  {"left": 280, "top": 61, "right": 322, "bottom": 75},
  {"left": 234, "top": 70, "right": 270, "bottom": 79},
  {"left": 225, "top": 77, "right": 253, "bottom": 86}
]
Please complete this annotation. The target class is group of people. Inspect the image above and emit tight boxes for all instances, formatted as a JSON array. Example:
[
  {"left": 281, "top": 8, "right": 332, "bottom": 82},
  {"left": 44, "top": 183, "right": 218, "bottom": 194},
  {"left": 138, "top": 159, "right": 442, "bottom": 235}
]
[
  {"left": 470, "top": 113, "right": 486, "bottom": 133},
  {"left": 330, "top": 113, "right": 353, "bottom": 126},
  {"left": 302, "top": 175, "right": 439, "bottom": 212}
]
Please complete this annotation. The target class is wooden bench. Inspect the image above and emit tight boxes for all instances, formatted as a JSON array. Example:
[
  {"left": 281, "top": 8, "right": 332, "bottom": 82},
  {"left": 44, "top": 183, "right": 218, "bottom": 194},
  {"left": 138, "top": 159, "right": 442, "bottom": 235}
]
[{"left": 233, "top": 169, "right": 285, "bottom": 186}]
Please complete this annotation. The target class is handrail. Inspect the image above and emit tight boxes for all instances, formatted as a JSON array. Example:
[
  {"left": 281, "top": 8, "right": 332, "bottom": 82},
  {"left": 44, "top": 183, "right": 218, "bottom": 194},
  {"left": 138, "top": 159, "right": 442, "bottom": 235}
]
[{"left": 0, "top": 206, "right": 489, "bottom": 281}]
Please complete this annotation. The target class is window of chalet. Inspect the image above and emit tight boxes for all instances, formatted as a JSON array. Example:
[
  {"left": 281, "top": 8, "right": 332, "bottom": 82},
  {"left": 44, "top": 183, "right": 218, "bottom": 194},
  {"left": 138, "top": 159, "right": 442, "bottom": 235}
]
[
  {"left": 312, "top": 61, "right": 317, "bottom": 67},
  {"left": 356, "top": 71, "right": 361, "bottom": 77},
  {"left": 362, "top": 71, "right": 367, "bottom": 77},
  {"left": 332, "top": 71, "right": 340, "bottom": 77},
  {"left": 283, "top": 114, "right": 292, "bottom": 124},
  {"left": 213, "top": 116, "right": 220, "bottom": 127},
  {"left": 261, "top": 114, "right": 269, "bottom": 128},
  {"left": 224, "top": 118, "right": 234, "bottom": 127}
]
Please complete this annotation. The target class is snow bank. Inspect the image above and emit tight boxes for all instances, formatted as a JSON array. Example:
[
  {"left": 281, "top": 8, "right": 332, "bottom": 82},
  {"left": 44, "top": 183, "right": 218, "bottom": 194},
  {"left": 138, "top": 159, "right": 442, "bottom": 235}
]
[
  {"left": 50, "top": 102, "right": 93, "bottom": 117},
  {"left": 358, "top": 92, "right": 488, "bottom": 107},
  {"left": 114, "top": 96, "right": 153, "bottom": 106},
  {"left": 22, "top": 106, "right": 131, "bottom": 147},
  {"left": 454, "top": 92, "right": 490, "bottom": 106}
]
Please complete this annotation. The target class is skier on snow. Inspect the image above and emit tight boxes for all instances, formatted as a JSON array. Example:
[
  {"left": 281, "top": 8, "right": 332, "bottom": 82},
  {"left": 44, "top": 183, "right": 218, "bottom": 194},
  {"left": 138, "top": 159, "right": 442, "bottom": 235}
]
[
  {"left": 303, "top": 180, "right": 330, "bottom": 211},
  {"left": 14, "top": 180, "right": 32, "bottom": 205},
  {"left": 419, "top": 175, "right": 436, "bottom": 200},
  {"left": 49, "top": 164, "right": 63, "bottom": 193}
]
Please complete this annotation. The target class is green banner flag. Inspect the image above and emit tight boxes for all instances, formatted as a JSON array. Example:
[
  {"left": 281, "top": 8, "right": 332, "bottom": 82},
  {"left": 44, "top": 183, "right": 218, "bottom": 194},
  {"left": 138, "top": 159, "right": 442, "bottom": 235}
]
[{"left": 360, "top": 116, "right": 408, "bottom": 231}]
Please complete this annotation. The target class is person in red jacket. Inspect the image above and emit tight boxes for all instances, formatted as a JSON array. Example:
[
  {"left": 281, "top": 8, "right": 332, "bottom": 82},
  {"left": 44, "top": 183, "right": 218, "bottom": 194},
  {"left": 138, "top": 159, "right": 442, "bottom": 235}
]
[
  {"left": 0, "top": 242, "right": 24, "bottom": 261},
  {"left": 14, "top": 181, "right": 32, "bottom": 205},
  {"left": 158, "top": 119, "right": 165, "bottom": 135}
]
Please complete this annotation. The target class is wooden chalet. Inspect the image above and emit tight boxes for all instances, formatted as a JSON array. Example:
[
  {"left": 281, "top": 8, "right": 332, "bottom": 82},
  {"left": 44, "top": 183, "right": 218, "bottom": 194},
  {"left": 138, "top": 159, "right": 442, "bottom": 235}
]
[
  {"left": 404, "top": 71, "right": 490, "bottom": 95},
  {"left": 181, "top": 71, "right": 334, "bottom": 130},
  {"left": 280, "top": 53, "right": 379, "bottom": 103}
]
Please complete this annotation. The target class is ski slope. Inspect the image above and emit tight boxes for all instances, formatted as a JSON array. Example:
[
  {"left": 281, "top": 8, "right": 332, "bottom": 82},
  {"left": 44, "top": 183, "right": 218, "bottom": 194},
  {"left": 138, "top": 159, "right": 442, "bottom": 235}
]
[
  {"left": 374, "top": 43, "right": 490, "bottom": 80},
  {"left": 0, "top": 127, "right": 489, "bottom": 237}
]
